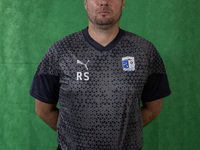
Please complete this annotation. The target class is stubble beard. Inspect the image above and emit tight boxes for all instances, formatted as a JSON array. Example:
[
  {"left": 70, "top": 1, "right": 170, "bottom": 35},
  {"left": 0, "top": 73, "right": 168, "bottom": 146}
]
[{"left": 87, "top": 8, "right": 123, "bottom": 30}]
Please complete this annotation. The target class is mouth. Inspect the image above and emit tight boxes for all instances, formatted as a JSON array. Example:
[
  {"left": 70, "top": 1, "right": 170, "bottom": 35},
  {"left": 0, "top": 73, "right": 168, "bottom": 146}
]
[{"left": 98, "top": 11, "right": 110, "bottom": 15}]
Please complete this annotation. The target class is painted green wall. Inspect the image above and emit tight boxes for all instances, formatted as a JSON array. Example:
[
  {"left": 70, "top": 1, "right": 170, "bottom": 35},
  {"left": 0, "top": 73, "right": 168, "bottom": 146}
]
[{"left": 0, "top": 0, "right": 199, "bottom": 149}]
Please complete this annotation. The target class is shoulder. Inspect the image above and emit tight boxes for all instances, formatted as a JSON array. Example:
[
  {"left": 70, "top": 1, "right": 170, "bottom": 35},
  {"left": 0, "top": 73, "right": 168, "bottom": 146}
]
[
  {"left": 120, "top": 30, "right": 159, "bottom": 58},
  {"left": 50, "top": 30, "right": 84, "bottom": 51},
  {"left": 122, "top": 30, "right": 154, "bottom": 48},
  {"left": 40, "top": 30, "right": 84, "bottom": 63}
]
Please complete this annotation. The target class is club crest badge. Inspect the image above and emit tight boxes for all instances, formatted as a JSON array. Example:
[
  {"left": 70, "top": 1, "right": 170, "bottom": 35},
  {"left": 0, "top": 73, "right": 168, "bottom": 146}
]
[{"left": 122, "top": 56, "right": 135, "bottom": 71}]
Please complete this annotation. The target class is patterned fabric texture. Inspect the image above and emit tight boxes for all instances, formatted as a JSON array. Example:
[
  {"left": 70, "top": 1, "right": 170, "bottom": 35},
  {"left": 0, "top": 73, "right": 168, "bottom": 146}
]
[{"left": 30, "top": 28, "right": 171, "bottom": 150}]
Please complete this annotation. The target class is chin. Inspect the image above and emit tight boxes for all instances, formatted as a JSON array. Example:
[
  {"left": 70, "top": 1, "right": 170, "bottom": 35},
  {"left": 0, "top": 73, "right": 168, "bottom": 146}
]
[{"left": 96, "top": 17, "right": 114, "bottom": 25}]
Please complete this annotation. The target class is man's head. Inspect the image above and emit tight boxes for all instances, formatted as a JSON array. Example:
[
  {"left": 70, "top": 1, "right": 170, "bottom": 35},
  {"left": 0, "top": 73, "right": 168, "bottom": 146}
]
[{"left": 84, "top": 0, "right": 125, "bottom": 30}]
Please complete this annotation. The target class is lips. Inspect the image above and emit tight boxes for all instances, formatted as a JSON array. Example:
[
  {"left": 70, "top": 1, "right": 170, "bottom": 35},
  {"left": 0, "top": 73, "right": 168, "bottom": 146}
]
[{"left": 98, "top": 11, "right": 110, "bottom": 15}]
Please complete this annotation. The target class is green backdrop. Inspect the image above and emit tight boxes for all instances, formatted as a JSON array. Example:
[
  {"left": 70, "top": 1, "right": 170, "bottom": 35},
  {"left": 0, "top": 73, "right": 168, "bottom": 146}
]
[{"left": 0, "top": 0, "right": 199, "bottom": 149}]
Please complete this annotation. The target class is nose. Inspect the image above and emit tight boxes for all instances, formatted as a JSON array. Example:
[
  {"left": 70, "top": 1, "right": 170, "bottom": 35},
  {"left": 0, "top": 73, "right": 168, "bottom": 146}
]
[{"left": 99, "top": 0, "right": 109, "bottom": 6}]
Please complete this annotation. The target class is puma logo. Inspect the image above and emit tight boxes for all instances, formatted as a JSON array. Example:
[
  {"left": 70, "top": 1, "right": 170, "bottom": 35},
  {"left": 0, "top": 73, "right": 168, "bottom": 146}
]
[{"left": 77, "top": 59, "right": 90, "bottom": 70}]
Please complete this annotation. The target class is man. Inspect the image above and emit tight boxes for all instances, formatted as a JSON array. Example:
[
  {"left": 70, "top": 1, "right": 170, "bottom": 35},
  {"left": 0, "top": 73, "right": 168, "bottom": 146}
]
[{"left": 29, "top": 0, "right": 171, "bottom": 149}]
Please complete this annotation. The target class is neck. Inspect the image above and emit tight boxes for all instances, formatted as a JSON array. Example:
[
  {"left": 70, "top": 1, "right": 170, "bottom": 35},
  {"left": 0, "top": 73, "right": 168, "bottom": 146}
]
[{"left": 88, "top": 22, "right": 120, "bottom": 47}]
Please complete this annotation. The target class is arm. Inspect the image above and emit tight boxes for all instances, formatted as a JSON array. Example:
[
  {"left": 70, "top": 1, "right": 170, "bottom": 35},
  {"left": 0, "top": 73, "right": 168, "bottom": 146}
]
[
  {"left": 141, "top": 98, "right": 163, "bottom": 127},
  {"left": 35, "top": 99, "right": 59, "bottom": 131}
]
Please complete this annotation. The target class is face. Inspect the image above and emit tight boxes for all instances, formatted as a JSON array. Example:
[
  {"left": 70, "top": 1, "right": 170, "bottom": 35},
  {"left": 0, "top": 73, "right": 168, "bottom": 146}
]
[{"left": 84, "top": 0, "right": 125, "bottom": 29}]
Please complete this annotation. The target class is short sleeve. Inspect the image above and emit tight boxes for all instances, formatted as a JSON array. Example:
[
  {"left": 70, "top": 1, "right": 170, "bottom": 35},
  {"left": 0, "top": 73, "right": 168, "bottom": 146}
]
[
  {"left": 29, "top": 44, "right": 60, "bottom": 104},
  {"left": 141, "top": 43, "right": 171, "bottom": 102}
]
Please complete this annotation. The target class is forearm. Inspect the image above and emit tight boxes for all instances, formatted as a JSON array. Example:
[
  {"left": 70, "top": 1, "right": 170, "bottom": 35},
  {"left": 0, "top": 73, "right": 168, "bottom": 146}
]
[
  {"left": 141, "top": 107, "right": 157, "bottom": 127},
  {"left": 141, "top": 99, "right": 163, "bottom": 127},
  {"left": 37, "top": 108, "right": 59, "bottom": 131}
]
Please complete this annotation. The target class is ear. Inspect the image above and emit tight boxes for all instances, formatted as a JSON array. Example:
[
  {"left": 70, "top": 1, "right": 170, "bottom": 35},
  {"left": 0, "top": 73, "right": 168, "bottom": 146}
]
[
  {"left": 122, "top": 0, "right": 125, "bottom": 10},
  {"left": 84, "top": 0, "right": 87, "bottom": 10}
]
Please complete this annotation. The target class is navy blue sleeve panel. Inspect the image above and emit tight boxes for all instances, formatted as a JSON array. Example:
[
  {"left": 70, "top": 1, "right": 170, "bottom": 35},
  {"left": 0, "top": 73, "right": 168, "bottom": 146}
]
[
  {"left": 29, "top": 75, "right": 60, "bottom": 104},
  {"left": 141, "top": 73, "right": 171, "bottom": 102}
]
